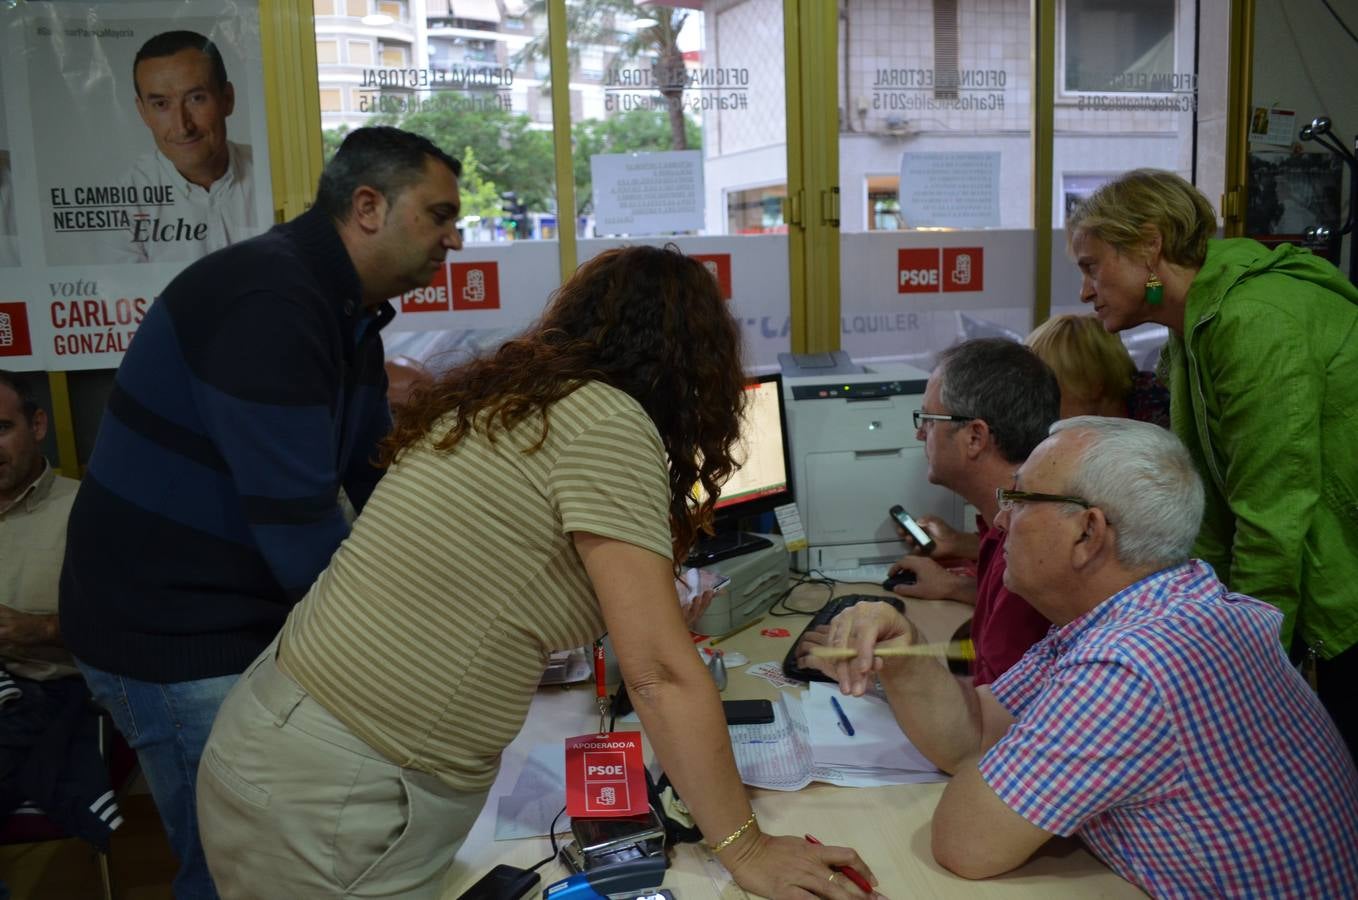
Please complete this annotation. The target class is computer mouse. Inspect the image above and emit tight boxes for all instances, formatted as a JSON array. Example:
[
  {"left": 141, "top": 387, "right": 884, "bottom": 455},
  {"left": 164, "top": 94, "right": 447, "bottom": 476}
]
[{"left": 881, "top": 571, "right": 918, "bottom": 592}]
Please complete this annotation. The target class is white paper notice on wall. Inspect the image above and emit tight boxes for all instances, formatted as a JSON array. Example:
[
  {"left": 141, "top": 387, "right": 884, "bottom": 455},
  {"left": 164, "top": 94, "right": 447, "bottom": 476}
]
[
  {"left": 899, "top": 152, "right": 1001, "bottom": 228},
  {"left": 592, "top": 150, "right": 704, "bottom": 236}
]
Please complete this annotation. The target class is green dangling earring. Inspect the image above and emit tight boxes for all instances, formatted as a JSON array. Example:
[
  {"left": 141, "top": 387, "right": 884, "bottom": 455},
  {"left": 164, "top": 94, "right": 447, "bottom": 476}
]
[{"left": 1144, "top": 271, "right": 1164, "bottom": 305}]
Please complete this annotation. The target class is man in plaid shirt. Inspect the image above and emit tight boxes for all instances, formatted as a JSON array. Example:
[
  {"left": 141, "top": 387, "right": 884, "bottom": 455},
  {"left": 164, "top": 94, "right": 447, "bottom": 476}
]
[{"left": 817, "top": 417, "right": 1358, "bottom": 898}]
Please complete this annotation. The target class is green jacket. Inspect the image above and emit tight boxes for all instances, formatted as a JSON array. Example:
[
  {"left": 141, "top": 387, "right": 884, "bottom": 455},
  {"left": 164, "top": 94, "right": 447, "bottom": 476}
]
[{"left": 1164, "top": 238, "right": 1358, "bottom": 658}]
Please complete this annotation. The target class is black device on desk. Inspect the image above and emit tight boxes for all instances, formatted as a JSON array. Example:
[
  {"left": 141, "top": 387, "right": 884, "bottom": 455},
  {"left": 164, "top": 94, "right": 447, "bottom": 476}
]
[
  {"left": 781, "top": 594, "right": 906, "bottom": 683},
  {"left": 685, "top": 373, "right": 794, "bottom": 566},
  {"left": 456, "top": 864, "right": 540, "bottom": 900}
]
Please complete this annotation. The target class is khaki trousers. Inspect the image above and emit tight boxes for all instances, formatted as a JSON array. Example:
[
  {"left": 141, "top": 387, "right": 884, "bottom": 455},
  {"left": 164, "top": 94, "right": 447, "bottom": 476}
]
[{"left": 196, "top": 646, "right": 488, "bottom": 899}]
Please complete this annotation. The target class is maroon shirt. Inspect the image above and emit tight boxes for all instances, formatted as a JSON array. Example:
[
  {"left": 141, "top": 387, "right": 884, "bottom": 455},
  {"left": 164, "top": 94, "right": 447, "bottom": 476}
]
[{"left": 971, "top": 520, "right": 1052, "bottom": 686}]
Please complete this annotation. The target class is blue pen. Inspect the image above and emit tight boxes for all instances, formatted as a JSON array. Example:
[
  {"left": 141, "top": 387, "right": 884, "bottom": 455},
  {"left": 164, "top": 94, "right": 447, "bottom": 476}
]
[{"left": 830, "top": 695, "right": 855, "bottom": 736}]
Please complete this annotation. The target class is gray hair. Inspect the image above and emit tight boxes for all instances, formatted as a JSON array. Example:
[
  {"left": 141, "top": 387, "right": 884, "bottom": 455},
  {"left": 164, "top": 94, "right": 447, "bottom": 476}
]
[
  {"left": 937, "top": 338, "right": 1060, "bottom": 463},
  {"left": 1051, "top": 416, "right": 1204, "bottom": 570}
]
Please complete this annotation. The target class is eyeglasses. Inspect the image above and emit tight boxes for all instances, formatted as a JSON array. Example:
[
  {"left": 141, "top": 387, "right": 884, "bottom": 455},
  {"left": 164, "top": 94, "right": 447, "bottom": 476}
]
[
  {"left": 913, "top": 410, "right": 975, "bottom": 430},
  {"left": 995, "top": 487, "right": 1095, "bottom": 513}
]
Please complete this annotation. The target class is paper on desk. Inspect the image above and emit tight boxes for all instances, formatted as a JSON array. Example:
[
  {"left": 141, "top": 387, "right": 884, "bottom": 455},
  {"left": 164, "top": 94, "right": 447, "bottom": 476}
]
[
  {"left": 494, "top": 742, "right": 570, "bottom": 840},
  {"left": 729, "top": 693, "right": 945, "bottom": 790},
  {"left": 805, "top": 682, "right": 939, "bottom": 774}
]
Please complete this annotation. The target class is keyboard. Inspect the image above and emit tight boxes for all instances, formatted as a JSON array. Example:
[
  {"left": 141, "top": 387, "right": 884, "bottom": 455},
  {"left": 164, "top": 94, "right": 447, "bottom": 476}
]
[
  {"left": 816, "top": 564, "right": 892, "bottom": 584},
  {"left": 781, "top": 594, "right": 906, "bottom": 683}
]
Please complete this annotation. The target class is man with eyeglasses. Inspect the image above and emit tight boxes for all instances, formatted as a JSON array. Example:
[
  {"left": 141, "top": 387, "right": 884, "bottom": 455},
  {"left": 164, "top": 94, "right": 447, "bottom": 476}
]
[
  {"left": 817, "top": 417, "right": 1358, "bottom": 896},
  {"left": 873, "top": 338, "right": 1060, "bottom": 686}
]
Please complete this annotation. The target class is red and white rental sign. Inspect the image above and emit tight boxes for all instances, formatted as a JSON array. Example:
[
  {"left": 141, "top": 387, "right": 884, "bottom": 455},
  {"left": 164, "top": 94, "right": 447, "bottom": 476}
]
[
  {"left": 897, "top": 247, "right": 985, "bottom": 293},
  {"left": 564, "top": 731, "right": 650, "bottom": 818}
]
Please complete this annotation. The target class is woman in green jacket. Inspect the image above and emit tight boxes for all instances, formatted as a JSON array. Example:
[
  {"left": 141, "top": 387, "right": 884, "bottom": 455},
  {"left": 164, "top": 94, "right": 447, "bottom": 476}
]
[{"left": 1067, "top": 168, "right": 1358, "bottom": 755}]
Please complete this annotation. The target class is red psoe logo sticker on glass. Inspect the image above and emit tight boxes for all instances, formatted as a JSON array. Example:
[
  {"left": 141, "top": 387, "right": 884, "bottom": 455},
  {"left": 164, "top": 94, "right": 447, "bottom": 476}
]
[
  {"left": 399, "top": 264, "right": 453, "bottom": 313},
  {"left": 0, "top": 302, "right": 33, "bottom": 357},
  {"left": 692, "top": 253, "right": 733, "bottom": 300},
  {"left": 897, "top": 248, "right": 941, "bottom": 293},
  {"left": 450, "top": 261, "right": 502, "bottom": 311},
  {"left": 942, "top": 247, "right": 984, "bottom": 292},
  {"left": 564, "top": 732, "right": 649, "bottom": 818}
]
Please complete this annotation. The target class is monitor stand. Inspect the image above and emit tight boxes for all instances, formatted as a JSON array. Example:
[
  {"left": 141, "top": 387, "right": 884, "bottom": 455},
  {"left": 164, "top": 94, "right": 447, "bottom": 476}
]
[{"left": 685, "top": 531, "right": 773, "bottom": 567}]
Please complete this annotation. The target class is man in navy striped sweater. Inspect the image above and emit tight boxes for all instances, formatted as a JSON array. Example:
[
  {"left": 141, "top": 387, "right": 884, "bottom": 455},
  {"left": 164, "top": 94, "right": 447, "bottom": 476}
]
[{"left": 58, "top": 126, "right": 463, "bottom": 899}]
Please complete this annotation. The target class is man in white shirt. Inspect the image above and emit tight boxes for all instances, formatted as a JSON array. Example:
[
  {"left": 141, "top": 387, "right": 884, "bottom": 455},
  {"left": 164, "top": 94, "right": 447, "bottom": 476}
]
[{"left": 116, "top": 30, "right": 261, "bottom": 264}]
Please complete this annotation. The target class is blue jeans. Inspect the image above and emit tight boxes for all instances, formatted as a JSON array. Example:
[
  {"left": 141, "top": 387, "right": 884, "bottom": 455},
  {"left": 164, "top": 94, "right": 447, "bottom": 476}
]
[{"left": 76, "top": 658, "right": 237, "bottom": 900}]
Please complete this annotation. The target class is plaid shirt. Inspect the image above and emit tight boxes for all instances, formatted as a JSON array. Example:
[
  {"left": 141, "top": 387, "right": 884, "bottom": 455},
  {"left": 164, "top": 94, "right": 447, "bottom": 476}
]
[{"left": 980, "top": 560, "right": 1358, "bottom": 898}]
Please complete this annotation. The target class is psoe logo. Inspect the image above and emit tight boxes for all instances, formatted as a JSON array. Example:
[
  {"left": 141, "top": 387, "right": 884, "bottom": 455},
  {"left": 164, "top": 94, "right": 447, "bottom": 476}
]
[
  {"left": 0, "top": 302, "right": 34, "bottom": 357},
  {"left": 399, "top": 263, "right": 453, "bottom": 313},
  {"left": 691, "top": 253, "right": 732, "bottom": 300},
  {"left": 897, "top": 248, "right": 940, "bottom": 293},
  {"left": 451, "top": 262, "right": 502, "bottom": 311},
  {"left": 943, "top": 247, "right": 984, "bottom": 292}
]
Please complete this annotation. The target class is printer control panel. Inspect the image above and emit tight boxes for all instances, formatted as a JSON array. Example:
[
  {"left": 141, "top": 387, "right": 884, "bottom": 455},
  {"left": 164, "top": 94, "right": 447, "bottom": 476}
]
[{"left": 789, "top": 378, "right": 926, "bottom": 401}]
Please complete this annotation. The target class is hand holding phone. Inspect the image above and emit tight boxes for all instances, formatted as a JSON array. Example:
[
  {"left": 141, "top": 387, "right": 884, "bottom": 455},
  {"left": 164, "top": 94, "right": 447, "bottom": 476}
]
[
  {"left": 889, "top": 504, "right": 936, "bottom": 555},
  {"left": 677, "top": 567, "right": 732, "bottom": 607}
]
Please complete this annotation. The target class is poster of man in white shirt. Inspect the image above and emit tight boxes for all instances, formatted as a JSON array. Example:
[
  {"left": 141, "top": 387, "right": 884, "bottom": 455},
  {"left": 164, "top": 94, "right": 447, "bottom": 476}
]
[
  {"left": 21, "top": 6, "right": 271, "bottom": 268},
  {"left": 120, "top": 29, "right": 257, "bottom": 264}
]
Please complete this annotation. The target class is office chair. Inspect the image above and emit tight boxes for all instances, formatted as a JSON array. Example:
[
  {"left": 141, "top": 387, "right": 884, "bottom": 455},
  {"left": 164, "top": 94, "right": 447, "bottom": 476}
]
[{"left": 0, "top": 707, "right": 135, "bottom": 900}]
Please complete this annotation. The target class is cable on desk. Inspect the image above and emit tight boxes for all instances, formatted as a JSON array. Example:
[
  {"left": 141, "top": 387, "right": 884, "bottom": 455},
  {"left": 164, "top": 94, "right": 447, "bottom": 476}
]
[
  {"left": 526, "top": 804, "right": 569, "bottom": 874},
  {"left": 769, "top": 569, "right": 838, "bottom": 617}
]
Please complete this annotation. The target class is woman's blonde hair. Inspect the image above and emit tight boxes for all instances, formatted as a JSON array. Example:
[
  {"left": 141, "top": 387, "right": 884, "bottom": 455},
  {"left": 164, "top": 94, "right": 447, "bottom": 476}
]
[
  {"left": 1066, "top": 169, "right": 1217, "bottom": 268},
  {"left": 1025, "top": 314, "right": 1136, "bottom": 404}
]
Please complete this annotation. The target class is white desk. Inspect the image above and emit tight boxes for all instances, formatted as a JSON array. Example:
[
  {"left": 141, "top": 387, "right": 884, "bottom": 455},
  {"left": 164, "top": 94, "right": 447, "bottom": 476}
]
[{"left": 442, "top": 584, "right": 1147, "bottom": 899}]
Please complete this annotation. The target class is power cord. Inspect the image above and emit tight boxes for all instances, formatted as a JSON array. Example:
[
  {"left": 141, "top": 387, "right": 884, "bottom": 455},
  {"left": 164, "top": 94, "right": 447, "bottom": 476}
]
[{"left": 526, "top": 804, "right": 569, "bottom": 874}]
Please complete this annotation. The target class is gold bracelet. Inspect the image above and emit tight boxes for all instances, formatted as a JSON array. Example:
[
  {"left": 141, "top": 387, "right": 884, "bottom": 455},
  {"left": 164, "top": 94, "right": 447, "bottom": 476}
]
[{"left": 706, "top": 811, "right": 757, "bottom": 853}]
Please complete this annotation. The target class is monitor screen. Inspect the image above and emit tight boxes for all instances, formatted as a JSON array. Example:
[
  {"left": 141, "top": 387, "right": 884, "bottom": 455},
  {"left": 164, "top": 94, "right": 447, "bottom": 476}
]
[{"left": 698, "top": 373, "right": 794, "bottom": 519}]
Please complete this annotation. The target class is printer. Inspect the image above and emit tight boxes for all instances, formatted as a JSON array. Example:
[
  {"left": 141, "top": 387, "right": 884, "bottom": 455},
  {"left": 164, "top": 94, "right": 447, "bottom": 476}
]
[{"left": 779, "top": 356, "right": 963, "bottom": 579}]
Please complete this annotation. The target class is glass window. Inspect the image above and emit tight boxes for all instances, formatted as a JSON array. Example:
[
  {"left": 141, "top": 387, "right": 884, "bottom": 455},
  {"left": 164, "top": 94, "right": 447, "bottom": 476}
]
[
  {"left": 346, "top": 0, "right": 368, "bottom": 18},
  {"left": 567, "top": 0, "right": 792, "bottom": 370},
  {"left": 348, "top": 40, "right": 373, "bottom": 65},
  {"left": 316, "top": 39, "right": 339, "bottom": 65},
  {"left": 839, "top": 0, "right": 1029, "bottom": 367},
  {"left": 727, "top": 186, "right": 786, "bottom": 235},
  {"left": 317, "top": 0, "right": 560, "bottom": 377},
  {"left": 380, "top": 44, "right": 409, "bottom": 67},
  {"left": 314, "top": 0, "right": 336, "bottom": 16},
  {"left": 1063, "top": 0, "right": 1175, "bottom": 94},
  {"left": 319, "top": 88, "right": 342, "bottom": 111},
  {"left": 1048, "top": 0, "right": 1225, "bottom": 380}
]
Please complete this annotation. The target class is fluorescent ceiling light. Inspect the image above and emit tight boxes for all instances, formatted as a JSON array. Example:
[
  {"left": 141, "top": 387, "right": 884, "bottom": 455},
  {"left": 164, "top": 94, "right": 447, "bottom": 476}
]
[{"left": 361, "top": 13, "right": 395, "bottom": 26}]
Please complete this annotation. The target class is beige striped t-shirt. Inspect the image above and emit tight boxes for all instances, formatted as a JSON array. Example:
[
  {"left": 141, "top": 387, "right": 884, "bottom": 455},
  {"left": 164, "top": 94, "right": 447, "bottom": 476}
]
[{"left": 279, "top": 381, "right": 673, "bottom": 791}]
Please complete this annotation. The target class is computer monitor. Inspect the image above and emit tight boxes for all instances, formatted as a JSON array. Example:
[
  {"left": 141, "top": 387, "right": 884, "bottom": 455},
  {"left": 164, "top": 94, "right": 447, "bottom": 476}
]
[{"left": 686, "top": 373, "right": 794, "bottom": 565}]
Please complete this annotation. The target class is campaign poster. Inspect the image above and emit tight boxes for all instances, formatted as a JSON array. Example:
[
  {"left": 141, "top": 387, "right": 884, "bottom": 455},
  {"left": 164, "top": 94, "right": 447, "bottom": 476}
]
[
  {"left": 0, "top": 1, "right": 273, "bottom": 369},
  {"left": 0, "top": 65, "right": 18, "bottom": 270}
]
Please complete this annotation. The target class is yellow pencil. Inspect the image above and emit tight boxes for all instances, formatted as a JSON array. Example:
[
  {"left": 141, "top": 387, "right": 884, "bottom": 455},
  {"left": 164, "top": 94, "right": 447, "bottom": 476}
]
[{"left": 808, "top": 640, "right": 975, "bottom": 662}]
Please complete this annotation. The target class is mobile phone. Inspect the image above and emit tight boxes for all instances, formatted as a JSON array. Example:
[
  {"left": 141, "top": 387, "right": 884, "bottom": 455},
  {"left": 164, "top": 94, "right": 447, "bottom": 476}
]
[
  {"left": 456, "top": 864, "right": 540, "bottom": 900},
  {"left": 678, "top": 567, "right": 732, "bottom": 607},
  {"left": 722, "top": 698, "right": 775, "bottom": 725},
  {"left": 889, "top": 504, "right": 935, "bottom": 555}
]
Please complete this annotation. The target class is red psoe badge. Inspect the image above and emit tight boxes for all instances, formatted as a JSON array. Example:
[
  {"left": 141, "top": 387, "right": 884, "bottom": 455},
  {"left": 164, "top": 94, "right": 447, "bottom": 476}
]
[{"left": 564, "top": 732, "right": 649, "bottom": 818}]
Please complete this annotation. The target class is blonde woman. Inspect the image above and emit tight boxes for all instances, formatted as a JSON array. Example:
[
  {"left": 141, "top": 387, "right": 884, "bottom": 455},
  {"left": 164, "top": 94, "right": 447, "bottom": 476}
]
[{"left": 1024, "top": 313, "right": 1168, "bottom": 427}]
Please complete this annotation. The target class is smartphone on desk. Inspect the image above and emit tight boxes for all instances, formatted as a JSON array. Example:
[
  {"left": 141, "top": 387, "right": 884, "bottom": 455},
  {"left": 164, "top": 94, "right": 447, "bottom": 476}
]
[
  {"left": 456, "top": 864, "right": 540, "bottom": 900},
  {"left": 889, "top": 504, "right": 935, "bottom": 555},
  {"left": 723, "top": 698, "right": 775, "bottom": 725}
]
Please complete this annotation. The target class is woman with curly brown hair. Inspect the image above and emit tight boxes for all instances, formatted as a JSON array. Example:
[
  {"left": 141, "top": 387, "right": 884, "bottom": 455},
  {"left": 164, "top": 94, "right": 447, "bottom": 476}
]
[{"left": 195, "top": 245, "right": 877, "bottom": 899}]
